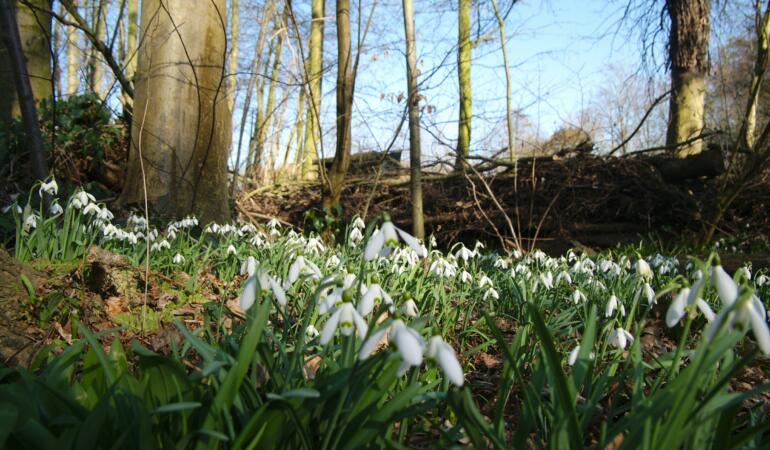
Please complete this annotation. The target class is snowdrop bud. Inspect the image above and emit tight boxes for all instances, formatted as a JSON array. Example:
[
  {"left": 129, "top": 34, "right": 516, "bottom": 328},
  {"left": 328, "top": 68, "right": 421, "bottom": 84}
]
[
  {"left": 636, "top": 258, "right": 653, "bottom": 281},
  {"left": 568, "top": 346, "right": 580, "bottom": 366},
  {"left": 400, "top": 299, "right": 419, "bottom": 317}
]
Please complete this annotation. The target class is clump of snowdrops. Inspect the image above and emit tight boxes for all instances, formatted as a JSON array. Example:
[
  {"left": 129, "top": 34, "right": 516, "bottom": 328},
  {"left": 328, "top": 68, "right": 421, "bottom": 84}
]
[{"left": 2, "top": 180, "right": 770, "bottom": 449}]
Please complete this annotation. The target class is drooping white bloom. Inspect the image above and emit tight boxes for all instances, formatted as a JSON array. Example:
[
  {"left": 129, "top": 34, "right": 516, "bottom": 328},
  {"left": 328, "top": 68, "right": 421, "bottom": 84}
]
[
  {"left": 287, "top": 255, "right": 322, "bottom": 286},
  {"left": 82, "top": 203, "right": 101, "bottom": 216},
  {"left": 306, "top": 237, "right": 326, "bottom": 255},
  {"left": 756, "top": 274, "right": 769, "bottom": 287},
  {"left": 635, "top": 258, "right": 653, "bottom": 281},
  {"left": 494, "top": 257, "right": 510, "bottom": 269},
  {"left": 555, "top": 271, "right": 572, "bottom": 286},
  {"left": 712, "top": 265, "right": 738, "bottom": 306},
  {"left": 358, "top": 284, "right": 394, "bottom": 316},
  {"left": 429, "top": 258, "right": 457, "bottom": 278},
  {"left": 349, "top": 227, "right": 364, "bottom": 245},
  {"left": 478, "top": 274, "right": 494, "bottom": 288},
  {"left": 400, "top": 299, "right": 419, "bottom": 317},
  {"left": 227, "top": 244, "right": 237, "bottom": 256},
  {"left": 642, "top": 283, "right": 656, "bottom": 305},
  {"left": 665, "top": 285, "right": 714, "bottom": 327},
  {"left": 427, "top": 336, "right": 464, "bottom": 386},
  {"left": 359, "top": 320, "right": 425, "bottom": 375},
  {"left": 605, "top": 295, "right": 624, "bottom": 317},
  {"left": 706, "top": 294, "right": 770, "bottom": 356},
  {"left": 483, "top": 287, "right": 500, "bottom": 301},
  {"left": 49, "top": 202, "right": 63, "bottom": 215},
  {"left": 306, "top": 325, "right": 320, "bottom": 339},
  {"left": 70, "top": 191, "right": 95, "bottom": 209},
  {"left": 608, "top": 328, "right": 634, "bottom": 349},
  {"left": 23, "top": 213, "right": 37, "bottom": 232},
  {"left": 172, "top": 253, "right": 185, "bottom": 264},
  {"left": 363, "top": 220, "right": 426, "bottom": 261},
  {"left": 533, "top": 271, "right": 554, "bottom": 292},
  {"left": 325, "top": 254, "right": 341, "bottom": 268},
  {"left": 352, "top": 216, "right": 366, "bottom": 230},
  {"left": 572, "top": 289, "right": 587, "bottom": 304},
  {"left": 241, "top": 256, "right": 258, "bottom": 277},
  {"left": 459, "top": 270, "right": 473, "bottom": 284},
  {"left": 568, "top": 346, "right": 580, "bottom": 366},
  {"left": 240, "top": 270, "right": 287, "bottom": 311},
  {"left": 454, "top": 245, "right": 475, "bottom": 263},
  {"left": 39, "top": 179, "right": 58, "bottom": 196},
  {"left": 320, "top": 302, "right": 368, "bottom": 344}
]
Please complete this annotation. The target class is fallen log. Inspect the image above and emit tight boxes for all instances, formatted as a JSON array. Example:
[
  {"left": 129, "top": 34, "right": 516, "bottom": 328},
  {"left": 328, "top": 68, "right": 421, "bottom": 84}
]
[{"left": 651, "top": 146, "right": 724, "bottom": 182}]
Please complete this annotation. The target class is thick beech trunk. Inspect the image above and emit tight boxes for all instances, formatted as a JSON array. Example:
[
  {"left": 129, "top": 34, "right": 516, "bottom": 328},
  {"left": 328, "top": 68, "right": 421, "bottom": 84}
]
[{"left": 120, "top": 0, "right": 231, "bottom": 224}]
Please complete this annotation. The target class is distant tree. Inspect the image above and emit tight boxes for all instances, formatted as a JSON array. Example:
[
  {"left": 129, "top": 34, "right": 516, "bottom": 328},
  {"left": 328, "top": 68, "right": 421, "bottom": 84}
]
[
  {"left": 455, "top": 0, "right": 471, "bottom": 169},
  {"left": 302, "top": 0, "right": 325, "bottom": 180},
  {"left": 402, "top": 0, "right": 423, "bottom": 238},
  {"left": 0, "top": 0, "right": 51, "bottom": 123},
  {"left": 120, "top": 0, "right": 231, "bottom": 223},
  {"left": 665, "top": 0, "right": 710, "bottom": 157}
]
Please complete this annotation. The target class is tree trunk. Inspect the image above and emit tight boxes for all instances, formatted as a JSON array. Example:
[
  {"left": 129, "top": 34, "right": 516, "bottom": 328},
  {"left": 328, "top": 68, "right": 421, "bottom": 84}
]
[
  {"left": 120, "top": 0, "right": 231, "bottom": 224},
  {"left": 87, "top": 0, "right": 105, "bottom": 97},
  {"left": 228, "top": 0, "right": 238, "bottom": 111},
  {"left": 665, "top": 0, "right": 709, "bottom": 158},
  {"left": 323, "top": 0, "right": 353, "bottom": 208},
  {"left": 125, "top": 0, "right": 138, "bottom": 102},
  {"left": 402, "top": 0, "right": 423, "bottom": 238},
  {"left": 65, "top": 1, "right": 79, "bottom": 96},
  {"left": 254, "top": 10, "right": 285, "bottom": 176},
  {"left": 301, "top": 0, "right": 324, "bottom": 180},
  {"left": 0, "top": 0, "right": 52, "bottom": 122},
  {"left": 0, "top": 0, "right": 49, "bottom": 180},
  {"left": 455, "top": 0, "right": 471, "bottom": 169}
]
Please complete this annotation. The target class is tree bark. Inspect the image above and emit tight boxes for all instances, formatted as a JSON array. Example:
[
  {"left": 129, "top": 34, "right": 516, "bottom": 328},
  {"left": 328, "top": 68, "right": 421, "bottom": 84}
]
[
  {"left": 65, "top": 1, "right": 78, "bottom": 95},
  {"left": 124, "top": 0, "right": 138, "bottom": 101},
  {"left": 0, "top": 0, "right": 49, "bottom": 180},
  {"left": 302, "top": 0, "right": 325, "bottom": 181},
  {"left": 402, "top": 0, "right": 423, "bottom": 238},
  {"left": 455, "top": 0, "right": 471, "bottom": 169},
  {"left": 120, "top": 0, "right": 231, "bottom": 224},
  {"left": 665, "top": 0, "right": 709, "bottom": 158},
  {"left": 227, "top": 0, "right": 238, "bottom": 111},
  {"left": 323, "top": 0, "right": 353, "bottom": 208},
  {"left": 0, "top": 0, "right": 52, "bottom": 122}
]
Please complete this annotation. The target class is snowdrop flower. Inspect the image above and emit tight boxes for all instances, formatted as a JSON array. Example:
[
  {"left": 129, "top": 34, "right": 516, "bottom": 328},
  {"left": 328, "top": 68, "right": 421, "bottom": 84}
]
[
  {"left": 82, "top": 203, "right": 101, "bottom": 216},
  {"left": 352, "top": 216, "right": 366, "bottom": 230},
  {"left": 172, "top": 253, "right": 185, "bottom": 264},
  {"left": 537, "top": 271, "right": 554, "bottom": 290},
  {"left": 23, "top": 213, "right": 37, "bottom": 232},
  {"left": 349, "top": 227, "right": 364, "bottom": 245},
  {"left": 635, "top": 258, "right": 653, "bottom": 281},
  {"left": 427, "top": 336, "right": 464, "bottom": 386},
  {"left": 454, "top": 245, "right": 474, "bottom": 263},
  {"left": 608, "top": 328, "right": 634, "bottom": 349},
  {"left": 241, "top": 256, "right": 258, "bottom": 277},
  {"left": 2, "top": 202, "right": 22, "bottom": 214},
  {"left": 71, "top": 191, "right": 95, "bottom": 209},
  {"left": 363, "top": 220, "right": 426, "bottom": 261},
  {"left": 306, "top": 325, "right": 320, "bottom": 339},
  {"left": 429, "top": 235, "right": 437, "bottom": 248},
  {"left": 642, "top": 283, "right": 656, "bottom": 305},
  {"left": 478, "top": 274, "right": 494, "bottom": 288},
  {"left": 568, "top": 346, "right": 580, "bottom": 366},
  {"left": 429, "top": 258, "right": 456, "bottom": 278},
  {"left": 48, "top": 202, "right": 63, "bottom": 215},
  {"left": 320, "top": 302, "right": 368, "bottom": 344},
  {"left": 572, "top": 289, "right": 587, "bottom": 304},
  {"left": 483, "top": 287, "right": 500, "bottom": 301},
  {"left": 227, "top": 244, "right": 237, "bottom": 256},
  {"left": 358, "top": 284, "right": 394, "bottom": 316},
  {"left": 665, "top": 284, "right": 714, "bottom": 327},
  {"left": 706, "top": 292, "right": 770, "bottom": 355},
  {"left": 287, "top": 255, "right": 322, "bottom": 285},
  {"left": 712, "top": 265, "right": 738, "bottom": 306},
  {"left": 306, "top": 237, "right": 326, "bottom": 255},
  {"left": 360, "top": 320, "right": 425, "bottom": 375},
  {"left": 459, "top": 270, "right": 473, "bottom": 284},
  {"left": 240, "top": 270, "right": 287, "bottom": 311},
  {"left": 249, "top": 233, "right": 266, "bottom": 247},
  {"left": 494, "top": 257, "right": 510, "bottom": 269},
  {"left": 325, "top": 254, "right": 341, "bottom": 268},
  {"left": 39, "top": 179, "right": 58, "bottom": 196},
  {"left": 400, "top": 299, "right": 419, "bottom": 317},
  {"left": 267, "top": 217, "right": 281, "bottom": 229},
  {"left": 555, "top": 271, "right": 572, "bottom": 285},
  {"left": 166, "top": 225, "right": 178, "bottom": 240},
  {"left": 756, "top": 274, "right": 768, "bottom": 287},
  {"left": 605, "top": 295, "right": 625, "bottom": 317},
  {"left": 97, "top": 207, "right": 114, "bottom": 222}
]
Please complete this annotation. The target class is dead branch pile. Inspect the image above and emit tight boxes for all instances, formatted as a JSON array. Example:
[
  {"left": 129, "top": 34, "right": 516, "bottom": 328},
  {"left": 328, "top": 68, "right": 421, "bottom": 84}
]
[{"left": 237, "top": 154, "right": 770, "bottom": 251}]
